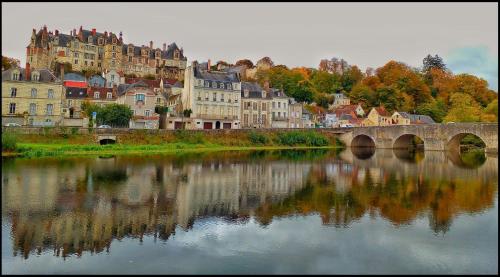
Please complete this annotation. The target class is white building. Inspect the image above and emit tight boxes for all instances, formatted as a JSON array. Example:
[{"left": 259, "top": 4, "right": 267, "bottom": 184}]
[{"left": 181, "top": 61, "right": 241, "bottom": 129}]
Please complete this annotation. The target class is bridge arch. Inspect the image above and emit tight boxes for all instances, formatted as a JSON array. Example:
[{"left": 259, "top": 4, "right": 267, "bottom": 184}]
[
  {"left": 393, "top": 134, "right": 425, "bottom": 150},
  {"left": 351, "top": 134, "right": 376, "bottom": 148},
  {"left": 446, "top": 132, "right": 486, "bottom": 152},
  {"left": 99, "top": 138, "right": 116, "bottom": 145}
]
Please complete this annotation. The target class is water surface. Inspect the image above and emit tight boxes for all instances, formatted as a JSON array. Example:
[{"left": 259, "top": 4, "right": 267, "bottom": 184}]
[{"left": 2, "top": 149, "right": 498, "bottom": 274}]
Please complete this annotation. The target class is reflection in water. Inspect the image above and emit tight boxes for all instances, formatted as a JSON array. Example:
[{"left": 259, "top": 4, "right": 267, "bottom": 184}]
[{"left": 1, "top": 149, "right": 498, "bottom": 262}]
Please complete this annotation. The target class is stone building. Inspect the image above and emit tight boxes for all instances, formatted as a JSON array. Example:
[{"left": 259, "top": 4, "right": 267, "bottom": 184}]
[
  {"left": 181, "top": 61, "right": 241, "bottom": 129},
  {"left": 116, "top": 81, "right": 160, "bottom": 129},
  {"left": 26, "top": 26, "right": 186, "bottom": 80},
  {"left": 362, "top": 107, "right": 392, "bottom": 126},
  {"left": 288, "top": 100, "right": 304, "bottom": 128},
  {"left": 2, "top": 66, "right": 63, "bottom": 126},
  {"left": 240, "top": 82, "right": 272, "bottom": 128},
  {"left": 270, "top": 89, "right": 292, "bottom": 128},
  {"left": 330, "top": 93, "right": 351, "bottom": 108}
]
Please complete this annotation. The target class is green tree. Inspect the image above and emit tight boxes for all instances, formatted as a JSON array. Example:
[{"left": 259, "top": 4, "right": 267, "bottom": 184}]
[
  {"left": 415, "top": 99, "right": 447, "bottom": 123},
  {"left": 443, "top": 93, "right": 482, "bottom": 122},
  {"left": 350, "top": 83, "right": 375, "bottom": 109},
  {"left": 309, "top": 70, "right": 342, "bottom": 94},
  {"left": 374, "top": 86, "right": 404, "bottom": 112},
  {"left": 99, "top": 104, "right": 133, "bottom": 127}
]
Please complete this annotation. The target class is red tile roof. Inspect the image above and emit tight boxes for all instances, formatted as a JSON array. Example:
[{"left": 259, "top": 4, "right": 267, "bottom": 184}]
[{"left": 374, "top": 106, "right": 390, "bottom": 116}]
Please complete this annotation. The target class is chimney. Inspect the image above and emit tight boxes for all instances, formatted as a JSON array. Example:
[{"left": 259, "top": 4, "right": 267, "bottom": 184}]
[
  {"left": 163, "top": 43, "right": 166, "bottom": 51},
  {"left": 79, "top": 25, "right": 83, "bottom": 32},
  {"left": 149, "top": 41, "right": 153, "bottom": 49},
  {"left": 104, "top": 31, "right": 108, "bottom": 37},
  {"left": 43, "top": 25, "right": 47, "bottom": 32},
  {"left": 55, "top": 29, "right": 59, "bottom": 36},
  {"left": 207, "top": 59, "right": 211, "bottom": 71},
  {"left": 25, "top": 63, "right": 31, "bottom": 81},
  {"left": 92, "top": 28, "right": 96, "bottom": 36},
  {"left": 119, "top": 31, "right": 123, "bottom": 42},
  {"left": 73, "top": 29, "right": 76, "bottom": 37},
  {"left": 60, "top": 63, "right": 65, "bottom": 82}
]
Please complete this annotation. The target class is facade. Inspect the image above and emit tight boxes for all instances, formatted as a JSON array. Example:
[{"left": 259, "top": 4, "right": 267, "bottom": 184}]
[
  {"left": 116, "top": 81, "right": 160, "bottom": 129},
  {"left": 302, "top": 110, "right": 314, "bottom": 128},
  {"left": 395, "top": 112, "right": 436, "bottom": 125},
  {"left": 334, "top": 104, "right": 364, "bottom": 117},
  {"left": 362, "top": 107, "right": 392, "bottom": 126},
  {"left": 240, "top": 82, "right": 272, "bottom": 128},
  {"left": 288, "top": 100, "right": 303, "bottom": 128},
  {"left": 2, "top": 67, "right": 63, "bottom": 126},
  {"left": 331, "top": 93, "right": 350, "bottom": 108},
  {"left": 26, "top": 26, "right": 186, "bottom": 80},
  {"left": 324, "top": 113, "right": 338, "bottom": 128},
  {"left": 103, "top": 69, "right": 125, "bottom": 88},
  {"left": 63, "top": 72, "right": 88, "bottom": 119},
  {"left": 181, "top": 61, "right": 241, "bottom": 129},
  {"left": 270, "top": 89, "right": 291, "bottom": 128},
  {"left": 391, "top": 111, "right": 411, "bottom": 125}
]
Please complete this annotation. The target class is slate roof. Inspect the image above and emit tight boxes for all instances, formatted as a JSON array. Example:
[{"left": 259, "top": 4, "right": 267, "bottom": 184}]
[
  {"left": 66, "top": 87, "right": 88, "bottom": 99},
  {"left": 64, "top": 73, "right": 86, "bottom": 82},
  {"left": 269, "top": 88, "right": 289, "bottom": 98},
  {"left": 241, "top": 82, "right": 272, "bottom": 99},
  {"left": 121, "top": 42, "right": 186, "bottom": 61},
  {"left": 398, "top": 112, "right": 435, "bottom": 124},
  {"left": 88, "top": 75, "right": 106, "bottom": 87},
  {"left": 2, "top": 67, "right": 60, "bottom": 83},
  {"left": 117, "top": 81, "right": 150, "bottom": 96},
  {"left": 193, "top": 65, "right": 240, "bottom": 82}
]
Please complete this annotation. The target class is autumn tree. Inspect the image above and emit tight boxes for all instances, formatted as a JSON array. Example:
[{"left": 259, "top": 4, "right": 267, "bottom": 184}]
[
  {"left": 415, "top": 99, "right": 447, "bottom": 123},
  {"left": 443, "top": 93, "right": 482, "bottom": 122},
  {"left": 349, "top": 83, "right": 375, "bottom": 109},
  {"left": 235, "top": 59, "right": 254, "bottom": 68},
  {"left": 452, "top": 74, "right": 497, "bottom": 107}
]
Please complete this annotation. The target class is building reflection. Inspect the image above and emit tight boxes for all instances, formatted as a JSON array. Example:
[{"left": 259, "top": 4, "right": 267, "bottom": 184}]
[{"left": 1, "top": 149, "right": 497, "bottom": 259}]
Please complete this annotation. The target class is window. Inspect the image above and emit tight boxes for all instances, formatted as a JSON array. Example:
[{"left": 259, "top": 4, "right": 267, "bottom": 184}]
[
  {"left": 135, "top": 94, "right": 145, "bottom": 102},
  {"left": 226, "top": 83, "right": 231, "bottom": 90},
  {"left": 278, "top": 112, "right": 281, "bottom": 117},
  {"left": 111, "top": 60, "right": 115, "bottom": 67},
  {"left": 112, "top": 52, "right": 116, "bottom": 58},
  {"left": 74, "top": 52, "right": 79, "bottom": 58},
  {"left": 31, "top": 88, "right": 37, "bottom": 98},
  {"left": 284, "top": 102, "right": 286, "bottom": 109},
  {"left": 212, "top": 82, "right": 217, "bottom": 88},
  {"left": 205, "top": 81, "right": 210, "bottom": 87},
  {"left": 88, "top": 36, "right": 92, "bottom": 43},
  {"left": 253, "top": 102, "right": 257, "bottom": 110},
  {"left": 32, "top": 73, "right": 40, "bottom": 81},
  {"left": 9, "top": 103, "right": 15, "bottom": 114},
  {"left": 68, "top": 100, "right": 73, "bottom": 106},
  {"left": 46, "top": 104, "right": 53, "bottom": 115},
  {"left": 12, "top": 72, "right": 19, "bottom": 80},
  {"left": 145, "top": 110, "right": 151, "bottom": 117},
  {"left": 74, "top": 59, "right": 78, "bottom": 65},
  {"left": 220, "top": 83, "right": 225, "bottom": 89},
  {"left": 74, "top": 42, "right": 79, "bottom": 49},
  {"left": 111, "top": 75, "right": 115, "bottom": 81},
  {"left": 84, "top": 61, "right": 88, "bottom": 66},
  {"left": 29, "top": 103, "right": 36, "bottom": 115},
  {"left": 94, "top": 92, "right": 100, "bottom": 99},
  {"left": 272, "top": 102, "right": 275, "bottom": 108},
  {"left": 262, "top": 114, "right": 267, "bottom": 124},
  {"left": 128, "top": 56, "right": 132, "bottom": 62},
  {"left": 213, "top": 92, "right": 217, "bottom": 101},
  {"left": 10, "top": 88, "right": 17, "bottom": 97},
  {"left": 98, "top": 63, "right": 101, "bottom": 68},
  {"left": 91, "top": 61, "right": 94, "bottom": 66},
  {"left": 157, "top": 97, "right": 161, "bottom": 104},
  {"left": 221, "top": 94, "right": 224, "bottom": 102},
  {"left": 262, "top": 103, "right": 266, "bottom": 111},
  {"left": 107, "top": 92, "right": 112, "bottom": 99},
  {"left": 253, "top": 114, "right": 257, "bottom": 123},
  {"left": 278, "top": 102, "right": 281, "bottom": 108},
  {"left": 48, "top": 89, "right": 54, "bottom": 99}
]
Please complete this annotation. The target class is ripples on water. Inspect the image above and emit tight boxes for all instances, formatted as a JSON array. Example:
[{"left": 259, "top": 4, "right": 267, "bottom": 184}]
[{"left": 1, "top": 149, "right": 498, "bottom": 274}]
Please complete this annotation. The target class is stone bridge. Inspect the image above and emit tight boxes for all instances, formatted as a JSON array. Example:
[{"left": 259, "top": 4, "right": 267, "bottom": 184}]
[{"left": 336, "top": 123, "right": 498, "bottom": 153}]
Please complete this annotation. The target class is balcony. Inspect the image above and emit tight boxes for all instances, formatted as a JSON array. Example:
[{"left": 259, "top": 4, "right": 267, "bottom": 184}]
[
  {"left": 272, "top": 116, "right": 288, "bottom": 121},
  {"left": 197, "top": 114, "right": 238, "bottom": 120}
]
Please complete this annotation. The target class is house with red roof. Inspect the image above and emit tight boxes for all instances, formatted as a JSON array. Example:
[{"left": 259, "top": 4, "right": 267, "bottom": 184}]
[{"left": 362, "top": 106, "right": 393, "bottom": 126}]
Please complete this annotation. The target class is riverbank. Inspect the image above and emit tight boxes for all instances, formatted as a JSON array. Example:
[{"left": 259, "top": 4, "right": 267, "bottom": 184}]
[{"left": 2, "top": 129, "right": 345, "bottom": 158}]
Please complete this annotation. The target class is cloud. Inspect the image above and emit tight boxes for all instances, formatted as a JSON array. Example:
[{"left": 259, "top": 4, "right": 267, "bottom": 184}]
[{"left": 445, "top": 46, "right": 498, "bottom": 91}]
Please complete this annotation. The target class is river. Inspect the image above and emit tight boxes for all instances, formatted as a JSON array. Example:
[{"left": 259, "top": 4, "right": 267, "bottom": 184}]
[{"left": 1, "top": 149, "right": 498, "bottom": 274}]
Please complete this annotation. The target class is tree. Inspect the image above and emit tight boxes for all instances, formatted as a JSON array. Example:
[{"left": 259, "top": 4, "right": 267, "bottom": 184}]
[
  {"left": 482, "top": 99, "right": 498, "bottom": 122},
  {"left": 99, "top": 104, "right": 133, "bottom": 127},
  {"left": 341, "top": 65, "right": 364, "bottom": 94},
  {"left": 452, "top": 74, "right": 497, "bottom": 107},
  {"left": 422, "top": 54, "right": 446, "bottom": 73},
  {"left": 443, "top": 93, "right": 482, "bottom": 122},
  {"left": 350, "top": 83, "right": 375, "bottom": 109},
  {"left": 235, "top": 59, "right": 254, "bottom": 68},
  {"left": 309, "top": 70, "right": 341, "bottom": 94},
  {"left": 2, "top": 56, "right": 19, "bottom": 70},
  {"left": 415, "top": 99, "right": 447, "bottom": 123}
]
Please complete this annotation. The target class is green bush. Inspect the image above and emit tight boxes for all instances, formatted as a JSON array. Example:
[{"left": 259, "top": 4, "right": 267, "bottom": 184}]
[
  {"left": 2, "top": 132, "right": 17, "bottom": 152},
  {"left": 248, "top": 131, "right": 269, "bottom": 145},
  {"left": 71, "top": 127, "right": 79, "bottom": 135},
  {"left": 276, "top": 131, "right": 329, "bottom": 146}
]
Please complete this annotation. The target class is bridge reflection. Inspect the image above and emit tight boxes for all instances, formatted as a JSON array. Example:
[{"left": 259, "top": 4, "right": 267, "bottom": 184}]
[{"left": 2, "top": 149, "right": 497, "bottom": 259}]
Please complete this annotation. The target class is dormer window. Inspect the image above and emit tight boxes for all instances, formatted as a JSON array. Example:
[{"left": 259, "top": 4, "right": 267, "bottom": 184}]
[
  {"left": 212, "top": 82, "right": 217, "bottom": 88},
  {"left": 88, "top": 36, "right": 92, "bottom": 43},
  {"left": 12, "top": 71, "right": 19, "bottom": 81},
  {"left": 262, "top": 91, "right": 266, "bottom": 98},
  {"left": 226, "top": 83, "right": 232, "bottom": 90},
  {"left": 174, "top": 50, "right": 179, "bottom": 59},
  {"left": 244, "top": 90, "right": 249, "bottom": 98},
  {"left": 31, "top": 72, "right": 40, "bottom": 81},
  {"left": 98, "top": 38, "right": 104, "bottom": 45},
  {"left": 107, "top": 92, "right": 112, "bottom": 99},
  {"left": 205, "top": 81, "right": 210, "bottom": 88},
  {"left": 220, "top": 83, "right": 225, "bottom": 89},
  {"left": 128, "top": 45, "right": 133, "bottom": 53}
]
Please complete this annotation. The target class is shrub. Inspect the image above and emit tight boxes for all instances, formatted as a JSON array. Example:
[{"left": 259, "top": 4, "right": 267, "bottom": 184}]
[
  {"left": 2, "top": 132, "right": 17, "bottom": 152},
  {"left": 248, "top": 131, "right": 269, "bottom": 145},
  {"left": 276, "top": 131, "right": 329, "bottom": 146},
  {"left": 71, "top": 127, "right": 79, "bottom": 135},
  {"left": 59, "top": 126, "right": 69, "bottom": 138}
]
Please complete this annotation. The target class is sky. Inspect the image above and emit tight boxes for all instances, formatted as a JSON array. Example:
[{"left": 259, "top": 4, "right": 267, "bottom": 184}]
[{"left": 2, "top": 2, "right": 498, "bottom": 90}]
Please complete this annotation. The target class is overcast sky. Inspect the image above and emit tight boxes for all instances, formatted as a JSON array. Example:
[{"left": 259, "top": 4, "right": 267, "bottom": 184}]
[{"left": 2, "top": 2, "right": 498, "bottom": 90}]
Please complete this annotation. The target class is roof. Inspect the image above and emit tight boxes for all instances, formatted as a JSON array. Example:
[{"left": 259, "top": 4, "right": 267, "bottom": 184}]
[
  {"left": 125, "top": 78, "right": 161, "bottom": 88},
  {"left": 117, "top": 81, "right": 151, "bottom": 96},
  {"left": 66, "top": 87, "right": 88, "bottom": 98},
  {"left": 2, "top": 67, "right": 60, "bottom": 83},
  {"left": 269, "top": 88, "right": 289, "bottom": 98},
  {"left": 398, "top": 112, "right": 435, "bottom": 124},
  {"left": 88, "top": 75, "right": 106, "bottom": 87},
  {"left": 121, "top": 42, "right": 187, "bottom": 61},
  {"left": 87, "top": 87, "right": 116, "bottom": 100},
  {"left": 64, "top": 73, "right": 86, "bottom": 82},
  {"left": 374, "top": 107, "right": 390, "bottom": 117},
  {"left": 193, "top": 65, "right": 240, "bottom": 82},
  {"left": 241, "top": 82, "right": 272, "bottom": 99}
]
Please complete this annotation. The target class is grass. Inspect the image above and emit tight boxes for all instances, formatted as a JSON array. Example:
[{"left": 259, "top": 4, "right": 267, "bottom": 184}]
[
  {"left": 2, "top": 129, "right": 344, "bottom": 158},
  {"left": 12, "top": 142, "right": 342, "bottom": 158}
]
